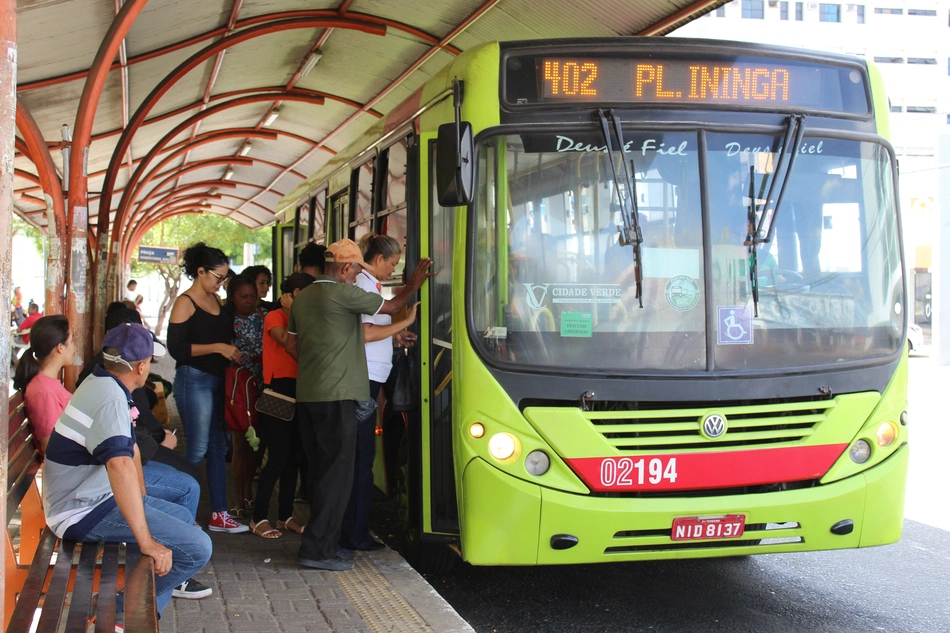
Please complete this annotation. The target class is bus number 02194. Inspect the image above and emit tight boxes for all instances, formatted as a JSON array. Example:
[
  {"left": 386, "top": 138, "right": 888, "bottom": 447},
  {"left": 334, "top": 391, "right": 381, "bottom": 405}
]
[{"left": 599, "top": 457, "right": 678, "bottom": 487}]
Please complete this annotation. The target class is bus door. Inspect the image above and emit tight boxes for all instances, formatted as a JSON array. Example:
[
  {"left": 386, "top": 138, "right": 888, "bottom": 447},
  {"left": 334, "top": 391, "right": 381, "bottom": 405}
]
[{"left": 427, "top": 141, "right": 459, "bottom": 534}]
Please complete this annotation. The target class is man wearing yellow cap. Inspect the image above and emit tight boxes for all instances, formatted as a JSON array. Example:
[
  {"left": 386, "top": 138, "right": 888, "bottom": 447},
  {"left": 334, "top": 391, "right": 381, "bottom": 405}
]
[{"left": 287, "top": 238, "right": 434, "bottom": 570}]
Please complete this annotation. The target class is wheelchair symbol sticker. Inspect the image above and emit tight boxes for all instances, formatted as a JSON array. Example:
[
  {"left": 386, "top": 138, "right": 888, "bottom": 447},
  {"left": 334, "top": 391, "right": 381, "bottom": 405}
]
[{"left": 717, "top": 306, "right": 753, "bottom": 345}]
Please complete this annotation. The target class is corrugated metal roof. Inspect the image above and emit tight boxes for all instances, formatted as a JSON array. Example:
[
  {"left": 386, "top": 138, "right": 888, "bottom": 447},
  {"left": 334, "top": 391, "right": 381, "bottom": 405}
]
[{"left": 14, "top": 0, "right": 728, "bottom": 234}]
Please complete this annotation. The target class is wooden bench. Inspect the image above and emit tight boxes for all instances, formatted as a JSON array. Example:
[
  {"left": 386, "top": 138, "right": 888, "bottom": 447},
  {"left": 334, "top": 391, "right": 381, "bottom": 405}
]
[{"left": 5, "top": 392, "right": 159, "bottom": 632}]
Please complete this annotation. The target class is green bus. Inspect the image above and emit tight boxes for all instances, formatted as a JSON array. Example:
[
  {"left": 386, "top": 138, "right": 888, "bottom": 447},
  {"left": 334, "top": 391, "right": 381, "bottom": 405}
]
[{"left": 275, "top": 38, "right": 908, "bottom": 570}]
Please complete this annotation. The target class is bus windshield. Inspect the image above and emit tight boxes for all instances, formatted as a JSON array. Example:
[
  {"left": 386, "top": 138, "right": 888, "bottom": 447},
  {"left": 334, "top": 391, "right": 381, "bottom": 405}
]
[{"left": 471, "top": 130, "right": 903, "bottom": 373}]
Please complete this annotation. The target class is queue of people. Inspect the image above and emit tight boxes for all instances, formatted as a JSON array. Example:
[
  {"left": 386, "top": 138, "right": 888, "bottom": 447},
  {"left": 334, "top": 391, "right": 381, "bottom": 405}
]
[{"left": 10, "top": 232, "right": 434, "bottom": 626}]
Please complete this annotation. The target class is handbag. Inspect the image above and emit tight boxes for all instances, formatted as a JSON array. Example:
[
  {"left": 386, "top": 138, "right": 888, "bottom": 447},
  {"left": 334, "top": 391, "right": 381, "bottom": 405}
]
[
  {"left": 255, "top": 388, "right": 296, "bottom": 422},
  {"left": 224, "top": 366, "right": 260, "bottom": 432},
  {"left": 390, "top": 347, "right": 416, "bottom": 412}
]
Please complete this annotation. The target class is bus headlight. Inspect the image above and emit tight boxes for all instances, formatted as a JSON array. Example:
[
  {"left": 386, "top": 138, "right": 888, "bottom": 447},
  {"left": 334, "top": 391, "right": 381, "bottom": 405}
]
[
  {"left": 876, "top": 422, "right": 898, "bottom": 447},
  {"left": 469, "top": 422, "right": 485, "bottom": 439},
  {"left": 525, "top": 450, "right": 550, "bottom": 476},
  {"left": 488, "top": 433, "right": 519, "bottom": 461},
  {"left": 849, "top": 439, "right": 871, "bottom": 464}
]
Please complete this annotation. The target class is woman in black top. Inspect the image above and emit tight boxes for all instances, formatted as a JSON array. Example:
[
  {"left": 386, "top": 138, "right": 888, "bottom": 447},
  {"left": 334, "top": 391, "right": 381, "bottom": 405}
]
[{"left": 167, "top": 243, "right": 249, "bottom": 534}]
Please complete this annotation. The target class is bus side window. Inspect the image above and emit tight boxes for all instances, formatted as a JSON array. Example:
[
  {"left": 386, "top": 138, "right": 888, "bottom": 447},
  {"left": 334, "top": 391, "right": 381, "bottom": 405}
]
[
  {"left": 378, "top": 136, "right": 410, "bottom": 281},
  {"left": 312, "top": 188, "right": 327, "bottom": 245},
  {"left": 350, "top": 159, "right": 375, "bottom": 241}
]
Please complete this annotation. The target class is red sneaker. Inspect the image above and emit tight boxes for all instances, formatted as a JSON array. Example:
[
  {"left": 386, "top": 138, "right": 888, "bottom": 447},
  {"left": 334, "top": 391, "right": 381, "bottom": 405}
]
[{"left": 209, "top": 511, "right": 250, "bottom": 533}]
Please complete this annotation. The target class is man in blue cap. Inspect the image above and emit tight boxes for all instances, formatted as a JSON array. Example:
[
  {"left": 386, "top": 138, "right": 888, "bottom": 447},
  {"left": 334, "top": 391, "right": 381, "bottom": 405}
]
[{"left": 43, "top": 323, "right": 212, "bottom": 621}]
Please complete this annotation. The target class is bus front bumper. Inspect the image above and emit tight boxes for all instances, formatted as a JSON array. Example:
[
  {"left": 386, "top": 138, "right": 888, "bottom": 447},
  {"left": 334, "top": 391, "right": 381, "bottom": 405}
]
[{"left": 458, "top": 444, "right": 907, "bottom": 565}]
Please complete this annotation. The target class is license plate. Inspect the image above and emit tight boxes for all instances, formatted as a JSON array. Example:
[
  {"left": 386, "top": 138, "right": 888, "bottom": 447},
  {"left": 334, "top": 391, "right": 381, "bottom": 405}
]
[{"left": 671, "top": 514, "right": 746, "bottom": 541}]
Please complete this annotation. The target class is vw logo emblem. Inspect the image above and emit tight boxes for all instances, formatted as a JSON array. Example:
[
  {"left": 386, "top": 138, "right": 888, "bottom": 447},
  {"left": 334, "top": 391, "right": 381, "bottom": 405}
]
[{"left": 702, "top": 414, "right": 727, "bottom": 439}]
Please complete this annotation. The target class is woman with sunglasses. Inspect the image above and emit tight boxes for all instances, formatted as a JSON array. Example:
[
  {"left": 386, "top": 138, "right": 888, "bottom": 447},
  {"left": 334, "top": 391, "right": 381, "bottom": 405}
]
[{"left": 168, "top": 243, "right": 249, "bottom": 534}]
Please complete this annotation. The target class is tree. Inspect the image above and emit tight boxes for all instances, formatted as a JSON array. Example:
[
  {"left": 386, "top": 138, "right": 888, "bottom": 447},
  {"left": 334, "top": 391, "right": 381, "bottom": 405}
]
[
  {"left": 12, "top": 215, "right": 45, "bottom": 254},
  {"left": 131, "top": 214, "right": 273, "bottom": 334}
]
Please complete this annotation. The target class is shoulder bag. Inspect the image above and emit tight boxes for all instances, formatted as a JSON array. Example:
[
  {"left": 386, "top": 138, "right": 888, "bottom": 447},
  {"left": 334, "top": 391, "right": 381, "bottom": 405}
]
[{"left": 255, "top": 388, "right": 296, "bottom": 422}]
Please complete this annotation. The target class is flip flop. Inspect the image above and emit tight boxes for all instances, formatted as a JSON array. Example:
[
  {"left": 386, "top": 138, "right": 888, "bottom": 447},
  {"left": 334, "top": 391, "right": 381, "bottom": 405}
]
[{"left": 250, "top": 520, "right": 281, "bottom": 539}]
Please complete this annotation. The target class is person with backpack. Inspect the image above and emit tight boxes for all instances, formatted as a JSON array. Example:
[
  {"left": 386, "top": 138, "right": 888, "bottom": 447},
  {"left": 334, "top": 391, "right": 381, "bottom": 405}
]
[{"left": 224, "top": 274, "right": 266, "bottom": 519}]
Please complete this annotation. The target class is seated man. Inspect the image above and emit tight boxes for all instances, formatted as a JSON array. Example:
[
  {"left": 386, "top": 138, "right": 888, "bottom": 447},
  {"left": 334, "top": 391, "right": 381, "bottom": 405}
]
[
  {"left": 43, "top": 323, "right": 212, "bottom": 620},
  {"left": 11, "top": 302, "right": 41, "bottom": 363}
]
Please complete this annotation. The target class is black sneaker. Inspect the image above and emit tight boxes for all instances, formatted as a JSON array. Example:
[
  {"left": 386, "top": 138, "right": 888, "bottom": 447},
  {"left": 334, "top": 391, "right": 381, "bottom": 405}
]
[
  {"left": 172, "top": 578, "right": 213, "bottom": 599},
  {"left": 298, "top": 556, "right": 353, "bottom": 571}
]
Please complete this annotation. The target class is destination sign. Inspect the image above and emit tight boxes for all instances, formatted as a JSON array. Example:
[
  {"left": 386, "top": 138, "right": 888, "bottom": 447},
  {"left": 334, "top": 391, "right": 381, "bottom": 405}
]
[{"left": 504, "top": 53, "right": 870, "bottom": 115}]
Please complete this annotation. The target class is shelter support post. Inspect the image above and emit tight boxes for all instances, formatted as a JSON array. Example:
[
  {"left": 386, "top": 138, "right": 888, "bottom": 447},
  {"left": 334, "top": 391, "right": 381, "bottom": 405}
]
[
  {"left": 68, "top": 0, "right": 148, "bottom": 387},
  {"left": 0, "top": 0, "right": 16, "bottom": 625}
]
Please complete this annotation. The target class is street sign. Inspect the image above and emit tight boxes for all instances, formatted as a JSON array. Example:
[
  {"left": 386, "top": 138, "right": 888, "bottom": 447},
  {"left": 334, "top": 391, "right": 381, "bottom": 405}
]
[{"left": 138, "top": 246, "right": 179, "bottom": 265}]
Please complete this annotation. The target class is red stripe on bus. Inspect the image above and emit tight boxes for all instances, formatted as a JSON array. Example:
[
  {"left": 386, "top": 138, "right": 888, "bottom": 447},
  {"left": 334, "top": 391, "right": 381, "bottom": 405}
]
[{"left": 564, "top": 444, "right": 849, "bottom": 492}]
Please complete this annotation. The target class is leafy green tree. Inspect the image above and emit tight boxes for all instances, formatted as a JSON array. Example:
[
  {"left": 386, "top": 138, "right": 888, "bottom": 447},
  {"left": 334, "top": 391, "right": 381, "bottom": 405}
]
[
  {"left": 131, "top": 214, "right": 272, "bottom": 333},
  {"left": 12, "top": 215, "right": 45, "bottom": 254}
]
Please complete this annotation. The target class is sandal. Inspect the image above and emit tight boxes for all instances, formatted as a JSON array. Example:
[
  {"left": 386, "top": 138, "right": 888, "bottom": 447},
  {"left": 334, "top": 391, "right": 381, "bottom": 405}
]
[
  {"left": 229, "top": 506, "right": 245, "bottom": 518},
  {"left": 250, "top": 520, "right": 281, "bottom": 539},
  {"left": 277, "top": 516, "right": 305, "bottom": 534}
]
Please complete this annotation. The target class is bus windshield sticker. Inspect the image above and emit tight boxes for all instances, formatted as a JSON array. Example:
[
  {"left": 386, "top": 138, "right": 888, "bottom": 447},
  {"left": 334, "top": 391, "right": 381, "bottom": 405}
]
[
  {"left": 553, "top": 135, "right": 689, "bottom": 156},
  {"left": 521, "top": 132, "right": 691, "bottom": 157},
  {"left": 523, "top": 283, "right": 622, "bottom": 306},
  {"left": 665, "top": 276, "right": 700, "bottom": 312},
  {"left": 560, "top": 311, "right": 593, "bottom": 338},
  {"left": 717, "top": 306, "right": 754, "bottom": 345}
]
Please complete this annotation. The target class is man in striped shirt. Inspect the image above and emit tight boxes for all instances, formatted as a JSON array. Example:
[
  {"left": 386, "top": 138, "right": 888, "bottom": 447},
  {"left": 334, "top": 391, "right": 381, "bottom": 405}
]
[{"left": 43, "top": 323, "right": 212, "bottom": 619}]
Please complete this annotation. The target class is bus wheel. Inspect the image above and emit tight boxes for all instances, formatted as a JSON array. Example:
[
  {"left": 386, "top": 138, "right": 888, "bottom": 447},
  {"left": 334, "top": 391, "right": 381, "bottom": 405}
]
[{"left": 393, "top": 441, "right": 458, "bottom": 575}]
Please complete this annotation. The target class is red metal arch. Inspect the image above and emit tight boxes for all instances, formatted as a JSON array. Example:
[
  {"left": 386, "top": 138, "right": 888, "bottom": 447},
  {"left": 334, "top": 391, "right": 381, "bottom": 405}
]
[
  {"left": 129, "top": 157, "right": 255, "bottom": 222},
  {"left": 19, "top": 10, "right": 461, "bottom": 93},
  {"left": 117, "top": 129, "right": 313, "bottom": 242},
  {"left": 125, "top": 196, "right": 269, "bottom": 261},
  {"left": 15, "top": 98, "right": 65, "bottom": 234},
  {"left": 124, "top": 181, "right": 290, "bottom": 257},
  {"left": 114, "top": 129, "right": 279, "bottom": 236},
  {"left": 16, "top": 96, "right": 67, "bottom": 314},
  {"left": 124, "top": 126, "right": 317, "bottom": 217},
  {"left": 97, "top": 16, "right": 388, "bottom": 336},
  {"left": 114, "top": 91, "right": 326, "bottom": 229},
  {"left": 47, "top": 85, "right": 380, "bottom": 151},
  {"left": 14, "top": 169, "right": 40, "bottom": 185},
  {"left": 133, "top": 181, "right": 238, "bottom": 227},
  {"left": 15, "top": 137, "right": 31, "bottom": 160},
  {"left": 97, "top": 16, "right": 387, "bottom": 247},
  {"left": 71, "top": 0, "right": 149, "bottom": 369}
]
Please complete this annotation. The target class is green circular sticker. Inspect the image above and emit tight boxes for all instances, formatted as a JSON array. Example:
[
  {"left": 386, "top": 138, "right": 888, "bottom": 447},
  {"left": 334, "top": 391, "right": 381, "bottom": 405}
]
[{"left": 665, "top": 275, "right": 700, "bottom": 311}]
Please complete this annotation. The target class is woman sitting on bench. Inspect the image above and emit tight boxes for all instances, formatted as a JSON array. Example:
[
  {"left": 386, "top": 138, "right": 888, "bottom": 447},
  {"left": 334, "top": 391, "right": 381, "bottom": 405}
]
[{"left": 12, "top": 314, "right": 74, "bottom": 455}]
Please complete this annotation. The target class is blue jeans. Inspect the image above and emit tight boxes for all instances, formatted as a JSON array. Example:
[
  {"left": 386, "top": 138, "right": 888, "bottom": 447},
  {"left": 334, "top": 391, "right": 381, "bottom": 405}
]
[
  {"left": 142, "top": 461, "right": 200, "bottom": 522},
  {"left": 83, "top": 496, "right": 212, "bottom": 617},
  {"left": 174, "top": 365, "right": 229, "bottom": 513}
]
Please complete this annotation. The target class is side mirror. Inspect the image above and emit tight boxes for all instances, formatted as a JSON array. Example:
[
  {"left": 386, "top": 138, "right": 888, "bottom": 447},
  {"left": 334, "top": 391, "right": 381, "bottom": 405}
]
[{"left": 436, "top": 121, "right": 474, "bottom": 207}]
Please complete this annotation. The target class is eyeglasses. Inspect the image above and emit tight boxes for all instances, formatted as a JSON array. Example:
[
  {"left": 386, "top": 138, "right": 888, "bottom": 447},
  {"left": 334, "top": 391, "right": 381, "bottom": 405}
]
[{"left": 207, "top": 269, "right": 226, "bottom": 284}]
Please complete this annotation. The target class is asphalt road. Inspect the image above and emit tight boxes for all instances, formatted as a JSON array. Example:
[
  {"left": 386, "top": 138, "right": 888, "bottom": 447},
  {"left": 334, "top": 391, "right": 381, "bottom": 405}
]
[
  {"left": 382, "top": 354, "right": 950, "bottom": 633},
  {"left": 425, "top": 521, "right": 948, "bottom": 633}
]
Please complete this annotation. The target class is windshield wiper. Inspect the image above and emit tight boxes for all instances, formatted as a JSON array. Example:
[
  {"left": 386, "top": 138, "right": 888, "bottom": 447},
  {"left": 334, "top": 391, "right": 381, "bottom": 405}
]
[
  {"left": 754, "top": 115, "right": 806, "bottom": 244},
  {"left": 595, "top": 108, "right": 644, "bottom": 308},
  {"left": 747, "top": 114, "right": 806, "bottom": 317},
  {"left": 746, "top": 165, "right": 760, "bottom": 316}
]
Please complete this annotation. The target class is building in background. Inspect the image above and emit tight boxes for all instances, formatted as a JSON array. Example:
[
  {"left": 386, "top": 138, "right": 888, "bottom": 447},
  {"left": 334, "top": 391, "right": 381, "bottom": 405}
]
[{"left": 672, "top": 0, "right": 950, "bottom": 324}]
